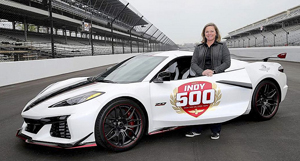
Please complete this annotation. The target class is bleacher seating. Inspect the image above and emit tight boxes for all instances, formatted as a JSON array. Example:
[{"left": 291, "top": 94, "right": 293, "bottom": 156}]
[
  {"left": 0, "top": 0, "right": 173, "bottom": 62},
  {"left": 0, "top": 27, "right": 148, "bottom": 61},
  {"left": 227, "top": 24, "right": 300, "bottom": 48},
  {"left": 229, "top": 6, "right": 300, "bottom": 36},
  {"left": 48, "top": 0, "right": 136, "bottom": 33}
]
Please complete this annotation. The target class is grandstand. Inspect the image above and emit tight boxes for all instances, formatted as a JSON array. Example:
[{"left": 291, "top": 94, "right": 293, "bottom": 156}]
[
  {"left": 0, "top": 0, "right": 178, "bottom": 62},
  {"left": 224, "top": 5, "right": 300, "bottom": 48}
]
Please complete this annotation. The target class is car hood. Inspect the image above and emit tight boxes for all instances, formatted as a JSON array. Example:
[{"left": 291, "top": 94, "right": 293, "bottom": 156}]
[
  {"left": 39, "top": 77, "right": 89, "bottom": 97},
  {"left": 23, "top": 77, "right": 117, "bottom": 112}
]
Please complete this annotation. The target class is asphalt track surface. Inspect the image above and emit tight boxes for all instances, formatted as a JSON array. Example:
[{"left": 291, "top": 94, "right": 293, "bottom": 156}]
[{"left": 1, "top": 61, "right": 300, "bottom": 161}]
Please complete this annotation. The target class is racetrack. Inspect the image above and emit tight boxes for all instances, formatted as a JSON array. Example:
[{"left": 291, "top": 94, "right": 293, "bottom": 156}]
[{"left": 1, "top": 61, "right": 300, "bottom": 161}]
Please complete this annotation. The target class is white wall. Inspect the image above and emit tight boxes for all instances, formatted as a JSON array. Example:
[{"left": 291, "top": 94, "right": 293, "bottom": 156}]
[
  {"left": 0, "top": 53, "right": 139, "bottom": 87},
  {"left": 1, "top": 46, "right": 299, "bottom": 87},
  {"left": 229, "top": 46, "right": 300, "bottom": 62}
]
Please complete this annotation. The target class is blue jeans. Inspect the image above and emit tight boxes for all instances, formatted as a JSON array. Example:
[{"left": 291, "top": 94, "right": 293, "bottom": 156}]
[{"left": 190, "top": 123, "right": 221, "bottom": 134}]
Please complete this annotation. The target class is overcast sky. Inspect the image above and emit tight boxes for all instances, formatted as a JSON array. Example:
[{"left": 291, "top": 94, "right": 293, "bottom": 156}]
[{"left": 125, "top": 0, "right": 300, "bottom": 45}]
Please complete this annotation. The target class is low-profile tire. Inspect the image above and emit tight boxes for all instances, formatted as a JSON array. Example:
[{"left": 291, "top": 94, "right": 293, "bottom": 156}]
[
  {"left": 250, "top": 80, "right": 280, "bottom": 121},
  {"left": 95, "top": 99, "right": 146, "bottom": 152}
]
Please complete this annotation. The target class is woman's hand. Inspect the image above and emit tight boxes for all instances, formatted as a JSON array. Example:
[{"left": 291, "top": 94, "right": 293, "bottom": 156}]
[{"left": 202, "top": 69, "right": 214, "bottom": 77}]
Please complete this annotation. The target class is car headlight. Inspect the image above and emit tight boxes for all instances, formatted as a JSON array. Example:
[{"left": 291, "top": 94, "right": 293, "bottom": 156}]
[{"left": 49, "top": 91, "right": 104, "bottom": 108}]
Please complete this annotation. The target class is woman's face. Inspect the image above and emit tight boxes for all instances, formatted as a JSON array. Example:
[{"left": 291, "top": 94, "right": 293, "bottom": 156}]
[{"left": 205, "top": 26, "right": 216, "bottom": 42}]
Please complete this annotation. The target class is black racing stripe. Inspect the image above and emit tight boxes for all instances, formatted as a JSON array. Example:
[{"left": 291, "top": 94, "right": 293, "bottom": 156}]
[
  {"left": 24, "top": 80, "right": 93, "bottom": 112},
  {"left": 225, "top": 68, "right": 245, "bottom": 73},
  {"left": 217, "top": 80, "right": 252, "bottom": 89}
]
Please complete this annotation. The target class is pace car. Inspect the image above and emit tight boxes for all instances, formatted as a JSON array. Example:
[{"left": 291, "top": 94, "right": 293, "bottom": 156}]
[{"left": 17, "top": 51, "right": 288, "bottom": 151}]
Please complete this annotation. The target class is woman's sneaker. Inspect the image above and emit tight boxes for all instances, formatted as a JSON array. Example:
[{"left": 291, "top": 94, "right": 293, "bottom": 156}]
[
  {"left": 210, "top": 133, "right": 220, "bottom": 140},
  {"left": 185, "top": 131, "right": 201, "bottom": 137}
]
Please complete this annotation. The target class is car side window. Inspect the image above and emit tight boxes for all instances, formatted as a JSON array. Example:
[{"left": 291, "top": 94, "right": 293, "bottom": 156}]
[{"left": 156, "top": 56, "right": 192, "bottom": 81}]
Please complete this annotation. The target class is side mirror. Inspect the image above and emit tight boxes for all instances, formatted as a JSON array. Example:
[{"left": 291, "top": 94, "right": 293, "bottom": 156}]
[{"left": 153, "top": 71, "right": 171, "bottom": 83}]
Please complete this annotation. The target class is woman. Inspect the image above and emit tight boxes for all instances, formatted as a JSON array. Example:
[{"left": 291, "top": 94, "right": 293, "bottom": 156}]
[{"left": 186, "top": 23, "right": 231, "bottom": 139}]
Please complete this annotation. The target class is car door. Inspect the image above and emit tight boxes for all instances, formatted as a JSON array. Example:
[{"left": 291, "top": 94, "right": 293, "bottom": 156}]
[{"left": 149, "top": 66, "right": 253, "bottom": 132}]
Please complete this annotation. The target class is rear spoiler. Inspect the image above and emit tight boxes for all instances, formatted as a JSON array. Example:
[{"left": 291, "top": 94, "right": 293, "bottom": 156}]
[
  {"left": 263, "top": 53, "right": 287, "bottom": 62},
  {"left": 234, "top": 53, "right": 287, "bottom": 62}
]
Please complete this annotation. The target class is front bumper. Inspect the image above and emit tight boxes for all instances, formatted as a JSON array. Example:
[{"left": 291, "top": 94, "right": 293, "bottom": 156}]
[
  {"left": 18, "top": 93, "right": 106, "bottom": 148},
  {"left": 16, "top": 128, "right": 96, "bottom": 149},
  {"left": 17, "top": 107, "right": 100, "bottom": 149}
]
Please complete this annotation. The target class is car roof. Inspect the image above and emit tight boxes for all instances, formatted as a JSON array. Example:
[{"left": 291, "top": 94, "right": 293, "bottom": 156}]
[
  {"left": 141, "top": 50, "right": 250, "bottom": 72},
  {"left": 142, "top": 50, "right": 192, "bottom": 58}
]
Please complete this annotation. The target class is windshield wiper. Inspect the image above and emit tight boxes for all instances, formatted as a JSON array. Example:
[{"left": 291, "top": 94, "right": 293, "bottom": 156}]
[{"left": 97, "top": 80, "right": 115, "bottom": 83}]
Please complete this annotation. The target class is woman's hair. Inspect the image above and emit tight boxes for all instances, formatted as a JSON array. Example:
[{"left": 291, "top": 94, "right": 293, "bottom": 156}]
[{"left": 201, "top": 23, "right": 221, "bottom": 43}]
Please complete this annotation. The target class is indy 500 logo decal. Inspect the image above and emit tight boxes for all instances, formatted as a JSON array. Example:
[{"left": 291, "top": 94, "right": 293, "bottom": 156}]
[{"left": 170, "top": 81, "right": 221, "bottom": 118}]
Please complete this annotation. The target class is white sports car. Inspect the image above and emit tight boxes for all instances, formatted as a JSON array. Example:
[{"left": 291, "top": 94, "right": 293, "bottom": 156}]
[{"left": 17, "top": 51, "right": 288, "bottom": 151}]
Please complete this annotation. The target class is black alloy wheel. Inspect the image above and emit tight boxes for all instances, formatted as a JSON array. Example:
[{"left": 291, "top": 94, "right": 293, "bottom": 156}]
[
  {"left": 251, "top": 80, "right": 280, "bottom": 120},
  {"left": 95, "top": 99, "right": 145, "bottom": 152}
]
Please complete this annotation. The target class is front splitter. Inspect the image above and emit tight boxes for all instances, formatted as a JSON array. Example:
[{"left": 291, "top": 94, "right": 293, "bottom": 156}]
[{"left": 16, "top": 129, "right": 97, "bottom": 149}]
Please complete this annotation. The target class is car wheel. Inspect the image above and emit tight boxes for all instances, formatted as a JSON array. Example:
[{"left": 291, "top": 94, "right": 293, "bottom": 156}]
[
  {"left": 251, "top": 80, "right": 280, "bottom": 121},
  {"left": 95, "top": 99, "right": 146, "bottom": 152}
]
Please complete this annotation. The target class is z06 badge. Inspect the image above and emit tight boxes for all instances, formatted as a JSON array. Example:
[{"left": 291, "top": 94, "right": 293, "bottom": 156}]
[{"left": 170, "top": 81, "right": 221, "bottom": 118}]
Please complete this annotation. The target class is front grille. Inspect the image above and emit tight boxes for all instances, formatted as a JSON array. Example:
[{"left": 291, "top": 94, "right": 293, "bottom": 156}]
[
  {"left": 23, "top": 115, "right": 71, "bottom": 139},
  {"left": 50, "top": 121, "right": 71, "bottom": 139}
]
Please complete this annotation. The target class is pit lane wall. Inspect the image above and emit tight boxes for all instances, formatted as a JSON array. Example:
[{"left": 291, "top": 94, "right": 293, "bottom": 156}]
[
  {"left": 0, "top": 46, "right": 299, "bottom": 87},
  {"left": 229, "top": 46, "right": 300, "bottom": 62},
  {"left": 0, "top": 53, "right": 140, "bottom": 87}
]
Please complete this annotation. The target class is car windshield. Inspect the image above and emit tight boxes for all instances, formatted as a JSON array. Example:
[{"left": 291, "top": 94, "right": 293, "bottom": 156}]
[{"left": 96, "top": 55, "right": 166, "bottom": 83}]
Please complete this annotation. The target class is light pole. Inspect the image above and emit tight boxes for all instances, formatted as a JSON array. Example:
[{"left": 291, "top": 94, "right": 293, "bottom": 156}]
[
  {"left": 110, "top": 3, "right": 129, "bottom": 54},
  {"left": 281, "top": 27, "right": 289, "bottom": 46},
  {"left": 48, "top": 0, "right": 55, "bottom": 58},
  {"left": 269, "top": 31, "right": 276, "bottom": 46}
]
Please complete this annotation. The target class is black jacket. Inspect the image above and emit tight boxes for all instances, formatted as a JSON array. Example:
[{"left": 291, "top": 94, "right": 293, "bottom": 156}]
[{"left": 191, "top": 42, "right": 231, "bottom": 76}]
